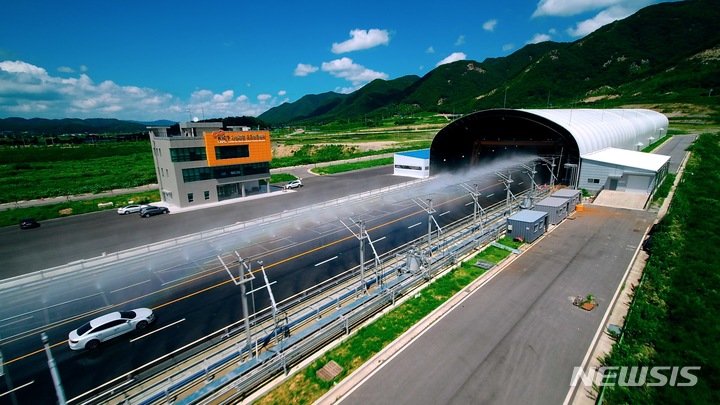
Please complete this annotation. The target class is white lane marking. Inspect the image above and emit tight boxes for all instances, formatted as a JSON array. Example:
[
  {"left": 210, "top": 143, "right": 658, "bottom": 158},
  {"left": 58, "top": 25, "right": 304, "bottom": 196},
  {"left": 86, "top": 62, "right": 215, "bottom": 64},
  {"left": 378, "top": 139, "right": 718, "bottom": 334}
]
[
  {"left": 486, "top": 193, "right": 494, "bottom": 198},
  {"left": 465, "top": 202, "right": 474, "bottom": 206},
  {"left": 110, "top": 279, "right": 151, "bottom": 294},
  {"left": 130, "top": 318, "right": 186, "bottom": 343},
  {"left": 439, "top": 211, "right": 450, "bottom": 217},
  {"left": 408, "top": 222, "right": 422, "bottom": 229},
  {"left": 315, "top": 256, "right": 338, "bottom": 267},
  {"left": 0, "top": 380, "right": 34, "bottom": 398},
  {"left": 374, "top": 236, "right": 386, "bottom": 242},
  {"left": 0, "top": 315, "right": 33, "bottom": 328}
]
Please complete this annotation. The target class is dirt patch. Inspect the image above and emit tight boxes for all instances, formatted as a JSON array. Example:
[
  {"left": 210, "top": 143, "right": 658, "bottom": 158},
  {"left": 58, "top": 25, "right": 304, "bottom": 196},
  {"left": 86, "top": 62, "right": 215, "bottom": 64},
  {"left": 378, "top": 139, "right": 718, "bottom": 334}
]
[{"left": 272, "top": 141, "right": 402, "bottom": 158}]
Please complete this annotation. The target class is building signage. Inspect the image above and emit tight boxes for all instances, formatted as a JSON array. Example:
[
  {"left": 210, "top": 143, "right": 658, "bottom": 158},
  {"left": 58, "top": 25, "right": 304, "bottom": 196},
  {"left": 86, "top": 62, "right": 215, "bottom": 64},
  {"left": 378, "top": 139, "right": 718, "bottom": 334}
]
[
  {"left": 204, "top": 130, "right": 272, "bottom": 167},
  {"left": 212, "top": 130, "right": 267, "bottom": 143}
]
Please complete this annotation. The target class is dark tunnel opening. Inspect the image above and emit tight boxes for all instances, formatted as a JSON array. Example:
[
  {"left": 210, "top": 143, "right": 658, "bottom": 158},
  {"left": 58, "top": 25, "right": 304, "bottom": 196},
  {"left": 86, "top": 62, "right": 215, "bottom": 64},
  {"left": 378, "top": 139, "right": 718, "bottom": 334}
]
[{"left": 430, "top": 109, "right": 581, "bottom": 185}]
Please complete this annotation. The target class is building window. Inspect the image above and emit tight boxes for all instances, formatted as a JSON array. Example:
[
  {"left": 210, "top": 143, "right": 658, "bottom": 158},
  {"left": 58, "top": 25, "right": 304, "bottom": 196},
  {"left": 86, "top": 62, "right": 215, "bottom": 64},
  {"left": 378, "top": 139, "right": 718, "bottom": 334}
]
[
  {"left": 182, "top": 162, "right": 269, "bottom": 183},
  {"left": 204, "top": 191, "right": 210, "bottom": 200},
  {"left": 215, "top": 145, "right": 250, "bottom": 160},
  {"left": 587, "top": 178, "right": 600, "bottom": 184},
  {"left": 188, "top": 193, "right": 194, "bottom": 202},
  {"left": 171, "top": 147, "right": 207, "bottom": 162}
]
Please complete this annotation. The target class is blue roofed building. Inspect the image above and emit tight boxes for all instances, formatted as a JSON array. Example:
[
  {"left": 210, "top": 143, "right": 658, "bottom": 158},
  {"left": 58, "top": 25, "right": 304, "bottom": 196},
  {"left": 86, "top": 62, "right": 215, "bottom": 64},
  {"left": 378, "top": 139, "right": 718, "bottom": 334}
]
[{"left": 394, "top": 149, "right": 430, "bottom": 178}]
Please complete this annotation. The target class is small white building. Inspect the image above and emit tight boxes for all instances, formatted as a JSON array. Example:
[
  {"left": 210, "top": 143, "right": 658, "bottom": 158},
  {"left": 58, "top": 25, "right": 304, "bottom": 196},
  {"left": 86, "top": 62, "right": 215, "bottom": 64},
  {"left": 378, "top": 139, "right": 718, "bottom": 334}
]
[
  {"left": 394, "top": 149, "right": 430, "bottom": 178},
  {"left": 579, "top": 148, "right": 670, "bottom": 194}
]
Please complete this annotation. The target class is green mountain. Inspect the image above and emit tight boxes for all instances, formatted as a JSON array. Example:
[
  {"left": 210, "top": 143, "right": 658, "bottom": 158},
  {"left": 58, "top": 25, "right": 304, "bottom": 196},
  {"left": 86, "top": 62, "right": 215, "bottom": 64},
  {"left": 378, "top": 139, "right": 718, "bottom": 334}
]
[
  {"left": 258, "top": 92, "right": 348, "bottom": 125},
  {"left": 261, "top": 0, "right": 720, "bottom": 125}
]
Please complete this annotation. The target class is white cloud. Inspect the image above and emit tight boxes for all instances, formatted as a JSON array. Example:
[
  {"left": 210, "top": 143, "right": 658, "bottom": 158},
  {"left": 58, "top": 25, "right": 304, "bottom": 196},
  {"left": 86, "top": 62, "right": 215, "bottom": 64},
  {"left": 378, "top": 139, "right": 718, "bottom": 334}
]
[
  {"left": 278, "top": 90, "right": 286, "bottom": 96},
  {"left": 527, "top": 33, "right": 553, "bottom": 44},
  {"left": 483, "top": 19, "right": 498, "bottom": 32},
  {"left": 331, "top": 29, "right": 390, "bottom": 54},
  {"left": 436, "top": 52, "right": 467, "bottom": 67},
  {"left": 454, "top": 35, "right": 466, "bottom": 46},
  {"left": 426, "top": 46, "right": 435, "bottom": 54},
  {"left": 0, "top": 60, "right": 287, "bottom": 121},
  {"left": 294, "top": 63, "right": 319, "bottom": 76},
  {"left": 533, "top": 1, "right": 655, "bottom": 37},
  {"left": 502, "top": 43, "right": 515, "bottom": 52},
  {"left": 213, "top": 90, "right": 234, "bottom": 102},
  {"left": 532, "top": 0, "right": 626, "bottom": 17},
  {"left": 321, "top": 57, "right": 388, "bottom": 86},
  {"left": 567, "top": 5, "right": 636, "bottom": 36},
  {"left": 58, "top": 66, "right": 74, "bottom": 73}
]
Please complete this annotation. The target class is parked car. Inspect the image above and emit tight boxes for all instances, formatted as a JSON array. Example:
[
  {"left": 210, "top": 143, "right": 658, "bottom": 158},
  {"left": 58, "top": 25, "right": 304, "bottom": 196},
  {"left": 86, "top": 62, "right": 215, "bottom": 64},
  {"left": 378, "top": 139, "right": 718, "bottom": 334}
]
[
  {"left": 117, "top": 204, "right": 147, "bottom": 215},
  {"left": 285, "top": 179, "right": 303, "bottom": 189},
  {"left": 68, "top": 308, "right": 156, "bottom": 350},
  {"left": 20, "top": 218, "right": 40, "bottom": 229},
  {"left": 139, "top": 205, "right": 169, "bottom": 218}
]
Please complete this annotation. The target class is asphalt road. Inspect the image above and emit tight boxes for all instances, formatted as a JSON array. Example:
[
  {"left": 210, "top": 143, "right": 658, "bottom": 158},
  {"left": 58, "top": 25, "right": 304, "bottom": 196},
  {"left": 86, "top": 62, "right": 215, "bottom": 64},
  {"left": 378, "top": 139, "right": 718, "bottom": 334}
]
[
  {"left": 0, "top": 166, "right": 412, "bottom": 279},
  {"left": 338, "top": 205, "right": 656, "bottom": 405},
  {"left": 0, "top": 165, "right": 534, "bottom": 405}
]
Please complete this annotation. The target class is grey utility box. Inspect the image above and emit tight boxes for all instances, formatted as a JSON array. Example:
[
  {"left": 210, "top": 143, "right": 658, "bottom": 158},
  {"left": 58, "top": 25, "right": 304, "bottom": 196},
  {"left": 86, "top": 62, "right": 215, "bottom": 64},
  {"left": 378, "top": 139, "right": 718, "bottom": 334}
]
[
  {"left": 534, "top": 196, "right": 569, "bottom": 225},
  {"left": 551, "top": 188, "right": 582, "bottom": 212},
  {"left": 507, "top": 210, "right": 548, "bottom": 243}
]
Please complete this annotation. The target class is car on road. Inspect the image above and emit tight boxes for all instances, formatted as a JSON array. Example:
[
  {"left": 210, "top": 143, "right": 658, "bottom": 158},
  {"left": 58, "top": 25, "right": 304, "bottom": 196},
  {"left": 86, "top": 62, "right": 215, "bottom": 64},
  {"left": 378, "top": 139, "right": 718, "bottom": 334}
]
[
  {"left": 285, "top": 179, "right": 303, "bottom": 189},
  {"left": 20, "top": 218, "right": 40, "bottom": 229},
  {"left": 68, "top": 308, "right": 156, "bottom": 350},
  {"left": 117, "top": 204, "right": 147, "bottom": 215},
  {"left": 139, "top": 205, "right": 169, "bottom": 217}
]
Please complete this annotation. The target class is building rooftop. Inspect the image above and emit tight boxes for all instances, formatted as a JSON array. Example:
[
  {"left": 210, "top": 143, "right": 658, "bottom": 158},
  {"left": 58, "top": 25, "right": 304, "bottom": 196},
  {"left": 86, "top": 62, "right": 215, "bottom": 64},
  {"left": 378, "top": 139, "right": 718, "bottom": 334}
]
[
  {"left": 508, "top": 209, "right": 548, "bottom": 222},
  {"left": 581, "top": 147, "right": 670, "bottom": 171},
  {"left": 536, "top": 196, "right": 570, "bottom": 207},
  {"left": 397, "top": 149, "right": 430, "bottom": 159}
]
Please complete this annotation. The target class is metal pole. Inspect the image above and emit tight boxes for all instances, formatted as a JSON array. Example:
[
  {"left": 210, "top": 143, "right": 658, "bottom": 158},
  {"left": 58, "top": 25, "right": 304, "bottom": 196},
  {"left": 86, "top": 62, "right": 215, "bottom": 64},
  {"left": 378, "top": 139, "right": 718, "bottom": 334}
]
[
  {"left": 42, "top": 333, "right": 66, "bottom": 405},
  {"left": 427, "top": 199, "right": 433, "bottom": 255},
  {"left": 239, "top": 262, "right": 253, "bottom": 357},
  {"left": 359, "top": 220, "right": 366, "bottom": 294}
]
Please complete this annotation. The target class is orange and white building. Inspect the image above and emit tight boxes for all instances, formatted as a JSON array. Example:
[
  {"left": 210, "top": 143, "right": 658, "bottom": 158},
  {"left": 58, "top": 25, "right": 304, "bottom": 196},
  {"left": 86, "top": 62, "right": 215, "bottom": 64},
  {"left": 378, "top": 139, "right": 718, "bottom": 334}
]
[{"left": 148, "top": 121, "right": 272, "bottom": 208}]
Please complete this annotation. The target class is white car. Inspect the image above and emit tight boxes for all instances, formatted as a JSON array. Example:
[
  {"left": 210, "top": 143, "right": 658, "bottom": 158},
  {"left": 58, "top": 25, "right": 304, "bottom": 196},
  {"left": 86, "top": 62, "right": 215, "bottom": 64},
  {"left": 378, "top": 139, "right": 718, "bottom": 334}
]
[
  {"left": 68, "top": 308, "right": 156, "bottom": 350},
  {"left": 117, "top": 204, "right": 147, "bottom": 215},
  {"left": 285, "top": 180, "right": 303, "bottom": 189}
]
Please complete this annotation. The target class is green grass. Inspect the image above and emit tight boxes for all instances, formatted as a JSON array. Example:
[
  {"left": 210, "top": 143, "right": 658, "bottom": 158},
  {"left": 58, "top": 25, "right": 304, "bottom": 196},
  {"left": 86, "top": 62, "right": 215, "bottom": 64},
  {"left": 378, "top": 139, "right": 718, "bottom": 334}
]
[
  {"left": 0, "top": 142, "right": 157, "bottom": 203},
  {"left": 256, "top": 239, "right": 520, "bottom": 404},
  {"left": 0, "top": 190, "right": 160, "bottom": 226},
  {"left": 600, "top": 132, "right": 720, "bottom": 404},
  {"left": 312, "top": 157, "right": 394, "bottom": 175}
]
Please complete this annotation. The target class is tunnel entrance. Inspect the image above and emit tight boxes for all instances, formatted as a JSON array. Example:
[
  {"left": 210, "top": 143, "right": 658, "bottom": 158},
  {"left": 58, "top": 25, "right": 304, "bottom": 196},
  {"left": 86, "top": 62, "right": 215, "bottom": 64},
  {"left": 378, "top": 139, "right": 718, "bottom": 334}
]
[{"left": 430, "top": 109, "right": 580, "bottom": 184}]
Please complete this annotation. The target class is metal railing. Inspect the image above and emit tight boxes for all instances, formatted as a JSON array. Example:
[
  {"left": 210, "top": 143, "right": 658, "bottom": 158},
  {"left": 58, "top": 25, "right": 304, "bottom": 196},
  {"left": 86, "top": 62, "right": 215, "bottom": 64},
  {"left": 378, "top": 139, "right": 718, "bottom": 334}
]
[
  {"left": 81, "top": 187, "right": 549, "bottom": 404},
  {"left": 0, "top": 178, "right": 429, "bottom": 293}
]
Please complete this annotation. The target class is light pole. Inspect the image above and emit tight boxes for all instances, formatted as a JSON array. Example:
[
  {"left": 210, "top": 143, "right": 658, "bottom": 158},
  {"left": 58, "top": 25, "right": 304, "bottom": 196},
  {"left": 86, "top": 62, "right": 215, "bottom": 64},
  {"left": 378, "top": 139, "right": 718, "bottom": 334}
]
[{"left": 42, "top": 333, "right": 66, "bottom": 405}]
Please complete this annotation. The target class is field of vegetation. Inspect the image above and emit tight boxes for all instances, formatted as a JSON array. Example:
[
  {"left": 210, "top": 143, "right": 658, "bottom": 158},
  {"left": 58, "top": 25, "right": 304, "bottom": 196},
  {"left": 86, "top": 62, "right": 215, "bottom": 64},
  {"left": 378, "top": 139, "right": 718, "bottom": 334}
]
[
  {"left": 0, "top": 142, "right": 157, "bottom": 203},
  {"left": 600, "top": 132, "right": 720, "bottom": 404}
]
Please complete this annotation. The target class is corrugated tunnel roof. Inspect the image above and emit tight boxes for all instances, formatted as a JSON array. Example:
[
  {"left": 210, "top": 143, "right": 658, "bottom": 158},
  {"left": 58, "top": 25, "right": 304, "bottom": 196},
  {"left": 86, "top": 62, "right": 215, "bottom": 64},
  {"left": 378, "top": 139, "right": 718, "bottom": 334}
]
[{"left": 430, "top": 108, "right": 668, "bottom": 180}]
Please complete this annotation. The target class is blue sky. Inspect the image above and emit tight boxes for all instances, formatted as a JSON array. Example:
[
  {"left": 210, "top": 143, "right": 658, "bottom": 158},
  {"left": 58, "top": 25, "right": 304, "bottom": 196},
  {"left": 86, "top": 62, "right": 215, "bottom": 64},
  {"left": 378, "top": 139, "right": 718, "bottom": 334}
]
[{"left": 0, "top": 0, "right": 676, "bottom": 122}]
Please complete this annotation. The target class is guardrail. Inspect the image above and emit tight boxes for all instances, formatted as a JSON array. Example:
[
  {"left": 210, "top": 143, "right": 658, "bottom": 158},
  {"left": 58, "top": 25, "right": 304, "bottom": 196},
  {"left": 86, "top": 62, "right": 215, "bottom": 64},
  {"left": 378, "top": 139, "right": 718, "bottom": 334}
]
[
  {"left": 83, "top": 187, "right": 549, "bottom": 404},
  {"left": 0, "top": 178, "right": 429, "bottom": 292}
]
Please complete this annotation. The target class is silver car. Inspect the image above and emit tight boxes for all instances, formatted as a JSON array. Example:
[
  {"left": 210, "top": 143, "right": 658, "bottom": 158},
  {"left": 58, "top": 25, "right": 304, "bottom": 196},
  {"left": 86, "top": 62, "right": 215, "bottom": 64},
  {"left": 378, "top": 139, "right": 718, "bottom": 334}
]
[
  {"left": 117, "top": 204, "right": 147, "bottom": 215},
  {"left": 68, "top": 308, "right": 156, "bottom": 350}
]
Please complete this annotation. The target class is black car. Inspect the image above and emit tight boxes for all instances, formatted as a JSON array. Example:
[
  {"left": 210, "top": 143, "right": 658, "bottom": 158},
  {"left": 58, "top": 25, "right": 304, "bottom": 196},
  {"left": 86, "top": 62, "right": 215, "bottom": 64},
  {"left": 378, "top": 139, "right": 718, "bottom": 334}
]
[
  {"left": 20, "top": 218, "right": 40, "bottom": 229},
  {"left": 139, "top": 206, "right": 169, "bottom": 218}
]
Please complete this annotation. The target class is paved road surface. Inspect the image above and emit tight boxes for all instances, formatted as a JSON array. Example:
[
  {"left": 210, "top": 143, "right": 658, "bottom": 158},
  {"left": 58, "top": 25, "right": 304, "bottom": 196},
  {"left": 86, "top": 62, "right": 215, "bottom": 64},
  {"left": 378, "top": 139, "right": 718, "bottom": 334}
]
[{"left": 330, "top": 205, "right": 655, "bottom": 405}]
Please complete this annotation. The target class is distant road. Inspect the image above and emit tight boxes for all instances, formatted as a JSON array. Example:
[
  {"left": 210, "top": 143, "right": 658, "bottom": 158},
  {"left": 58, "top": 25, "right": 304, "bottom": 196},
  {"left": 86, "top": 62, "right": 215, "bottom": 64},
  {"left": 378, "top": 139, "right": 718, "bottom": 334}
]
[{"left": 0, "top": 165, "right": 404, "bottom": 278}]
